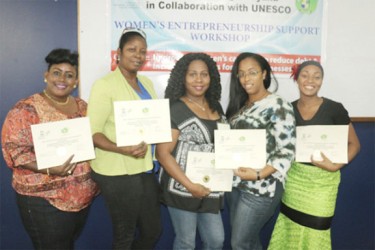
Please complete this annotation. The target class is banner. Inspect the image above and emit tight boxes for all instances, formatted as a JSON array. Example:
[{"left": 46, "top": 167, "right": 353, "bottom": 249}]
[
  {"left": 110, "top": 0, "right": 324, "bottom": 74},
  {"left": 78, "top": 0, "right": 375, "bottom": 118}
]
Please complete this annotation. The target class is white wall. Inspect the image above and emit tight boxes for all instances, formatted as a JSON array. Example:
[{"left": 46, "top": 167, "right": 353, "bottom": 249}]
[{"left": 323, "top": 0, "right": 375, "bottom": 119}]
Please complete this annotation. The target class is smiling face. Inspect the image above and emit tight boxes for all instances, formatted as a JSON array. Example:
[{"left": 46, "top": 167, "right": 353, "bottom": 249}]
[
  {"left": 237, "top": 57, "right": 267, "bottom": 97},
  {"left": 117, "top": 36, "right": 147, "bottom": 74},
  {"left": 184, "top": 59, "right": 210, "bottom": 98},
  {"left": 297, "top": 64, "right": 323, "bottom": 97},
  {"left": 44, "top": 63, "right": 78, "bottom": 100}
]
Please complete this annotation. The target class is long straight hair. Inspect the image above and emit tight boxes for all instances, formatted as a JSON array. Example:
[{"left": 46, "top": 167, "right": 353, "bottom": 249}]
[{"left": 225, "top": 52, "right": 277, "bottom": 119}]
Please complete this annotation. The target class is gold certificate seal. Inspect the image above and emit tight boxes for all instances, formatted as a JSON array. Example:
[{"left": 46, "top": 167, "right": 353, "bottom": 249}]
[{"left": 203, "top": 175, "right": 210, "bottom": 183}]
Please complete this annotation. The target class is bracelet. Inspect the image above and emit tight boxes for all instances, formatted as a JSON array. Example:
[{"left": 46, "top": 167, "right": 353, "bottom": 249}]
[
  {"left": 256, "top": 170, "right": 260, "bottom": 181},
  {"left": 46, "top": 168, "right": 50, "bottom": 176}
]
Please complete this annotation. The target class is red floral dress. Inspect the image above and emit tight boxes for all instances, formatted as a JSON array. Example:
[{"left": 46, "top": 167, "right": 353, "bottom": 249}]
[{"left": 1, "top": 93, "right": 98, "bottom": 212}]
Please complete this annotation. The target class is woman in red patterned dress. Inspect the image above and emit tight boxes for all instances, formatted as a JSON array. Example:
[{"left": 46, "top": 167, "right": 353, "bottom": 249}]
[{"left": 1, "top": 48, "right": 99, "bottom": 250}]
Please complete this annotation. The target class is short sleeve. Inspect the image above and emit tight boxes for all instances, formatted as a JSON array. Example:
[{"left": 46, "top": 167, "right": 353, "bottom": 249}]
[
  {"left": 1, "top": 101, "right": 39, "bottom": 168},
  {"left": 333, "top": 102, "right": 350, "bottom": 125},
  {"left": 170, "top": 101, "right": 182, "bottom": 130},
  {"left": 87, "top": 79, "right": 113, "bottom": 135}
]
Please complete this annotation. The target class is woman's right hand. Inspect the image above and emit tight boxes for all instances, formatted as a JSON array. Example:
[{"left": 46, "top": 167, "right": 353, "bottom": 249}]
[
  {"left": 92, "top": 133, "right": 147, "bottom": 159},
  {"left": 187, "top": 183, "right": 211, "bottom": 199},
  {"left": 118, "top": 141, "right": 148, "bottom": 158},
  {"left": 156, "top": 130, "right": 211, "bottom": 199},
  {"left": 48, "top": 154, "right": 77, "bottom": 176}
]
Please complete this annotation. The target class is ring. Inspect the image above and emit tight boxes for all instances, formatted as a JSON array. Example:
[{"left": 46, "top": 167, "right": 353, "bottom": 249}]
[{"left": 67, "top": 170, "right": 72, "bottom": 175}]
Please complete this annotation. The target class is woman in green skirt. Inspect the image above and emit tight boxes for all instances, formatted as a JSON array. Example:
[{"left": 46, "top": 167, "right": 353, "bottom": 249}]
[{"left": 268, "top": 61, "right": 360, "bottom": 250}]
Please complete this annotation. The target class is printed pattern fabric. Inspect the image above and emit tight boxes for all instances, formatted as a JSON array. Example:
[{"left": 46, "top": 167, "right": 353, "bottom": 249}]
[
  {"left": 268, "top": 97, "right": 349, "bottom": 249},
  {"left": 168, "top": 115, "right": 220, "bottom": 198},
  {"left": 159, "top": 100, "right": 225, "bottom": 213},
  {"left": 229, "top": 93, "right": 296, "bottom": 198},
  {"left": 1, "top": 93, "right": 98, "bottom": 212}
]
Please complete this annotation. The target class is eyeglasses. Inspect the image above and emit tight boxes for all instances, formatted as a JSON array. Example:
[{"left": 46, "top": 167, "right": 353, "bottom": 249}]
[
  {"left": 122, "top": 27, "right": 147, "bottom": 39},
  {"left": 237, "top": 70, "right": 260, "bottom": 79}
]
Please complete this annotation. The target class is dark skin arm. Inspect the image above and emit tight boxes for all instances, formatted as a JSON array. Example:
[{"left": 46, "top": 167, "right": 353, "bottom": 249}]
[
  {"left": 156, "top": 129, "right": 211, "bottom": 199},
  {"left": 92, "top": 132, "right": 147, "bottom": 158},
  {"left": 19, "top": 154, "right": 76, "bottom": 176},
  {"left": 311, "top": 123, "right": 361, "bottom": 171},
  {"left": 234, "top": 165, "right": 277, "bottom": 181}
]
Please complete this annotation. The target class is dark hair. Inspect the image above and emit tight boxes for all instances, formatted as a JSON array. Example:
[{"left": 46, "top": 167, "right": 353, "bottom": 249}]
[
  {"left": 118, "top": 30, "right": 147, "bottom": 51},
  {"left": 292, "top": 60, "right": 324, "bottom": 81},
  {"left": 45, "top": 48, "right": 78, "bottom": 75},
  {"left": 164, "top": 53, "right": 222, "bottom": 113},
  {"left": 226, "top": 52, "right": 278, "bottom": 119}
]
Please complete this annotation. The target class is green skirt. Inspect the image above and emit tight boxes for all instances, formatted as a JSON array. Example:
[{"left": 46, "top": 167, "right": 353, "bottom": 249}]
[{"left": 268, "top": 162, "right": 340, "bottom": 250}]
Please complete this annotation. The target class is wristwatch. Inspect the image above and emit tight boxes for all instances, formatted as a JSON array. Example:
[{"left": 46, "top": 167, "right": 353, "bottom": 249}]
[{"left": 256, "top": 170, "right": 261, "bottom": 181}]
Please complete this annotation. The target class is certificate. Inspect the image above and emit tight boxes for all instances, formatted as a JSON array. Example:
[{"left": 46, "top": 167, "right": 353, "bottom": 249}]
[
  {"left": 31, "top": 117, "right": 95, "bottom": 170},
  {"left": 114, "top": 99, "right": 172, "bottom": 146},
  {"left": 215, "top": 129, "right": 266, "bottom": 169},
  {"left": 296, "top": 125, "right": 348, "bottom": 163},
  {"left": 186, "top": 151, "right": 233, "bottom": 192},
  {"left": 217, "top": 122, "right": 230, "bottom": 130}
]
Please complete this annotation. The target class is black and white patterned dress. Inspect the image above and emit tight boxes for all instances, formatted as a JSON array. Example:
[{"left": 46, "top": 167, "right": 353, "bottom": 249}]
[
  {"left": 230, "top": 93, "right": 296, "bottom": 198},
  {"left": 159, "top": 100, "right": 226, "bottom": 213}
]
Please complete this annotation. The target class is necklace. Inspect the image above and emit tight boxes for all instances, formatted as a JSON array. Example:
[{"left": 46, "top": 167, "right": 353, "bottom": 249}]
[
  {"left": 187, "top": 97, "right": 206, "bottom": 111},
  {"left": 43, "top": 89, "right": 70, "bottom": 105}
]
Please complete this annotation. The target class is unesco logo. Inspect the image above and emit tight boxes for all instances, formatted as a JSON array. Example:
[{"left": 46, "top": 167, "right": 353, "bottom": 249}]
[{"left": 296, "top": 0, "right": 319, "bottom": 14}]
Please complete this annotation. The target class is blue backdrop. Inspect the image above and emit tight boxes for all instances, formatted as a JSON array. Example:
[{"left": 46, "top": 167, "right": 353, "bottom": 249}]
[{"left": 0, "top": 1, "right": 374, "bottom": 249}]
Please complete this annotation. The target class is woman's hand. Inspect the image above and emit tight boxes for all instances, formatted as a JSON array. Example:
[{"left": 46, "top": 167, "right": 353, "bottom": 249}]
[
  {"left": 187, "top": 183, "right": 211, "bottom": 199},
  {"left": 234, "top": 165, "right": 276, "bottom": 181},
  {"left": 311, "top": 152, "right": 341, "bottom": 172},
  {"left": 118, "top": 141, "right": 148, "bottom": 158},
  {"left": 48, "top": 154, "right": 77, "bottom": 176},
  {"left": 92, "top": 133, "right": 147, "bottom": 158},
  {"left": 312, "top": 123, "right": 360, "bottom": 172},
  {"left": 234, "top": 167, "right": 257, "bottom": 181}
]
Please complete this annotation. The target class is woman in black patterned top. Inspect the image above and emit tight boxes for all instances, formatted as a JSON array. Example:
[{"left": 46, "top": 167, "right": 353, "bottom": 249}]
[
  {"left": 225, "top": 52, "right": 296, "bottom": 250},
  {"left": 156, "top": 53, "right": 226, "bottom": 250}
]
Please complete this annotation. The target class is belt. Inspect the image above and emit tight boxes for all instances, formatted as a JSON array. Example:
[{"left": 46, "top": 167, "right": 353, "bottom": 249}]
[{"left": 280, "top": 202, "right": 333, "bottom": 230}]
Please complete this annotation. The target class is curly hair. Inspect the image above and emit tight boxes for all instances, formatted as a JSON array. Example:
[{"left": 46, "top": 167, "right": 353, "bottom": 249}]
[{"left": 164, "top": 53, "right": 222, "bottom": 113}]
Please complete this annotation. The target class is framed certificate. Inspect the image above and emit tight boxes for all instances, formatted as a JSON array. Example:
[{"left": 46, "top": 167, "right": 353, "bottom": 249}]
[
  {"left": 186, "top": 151, "right": 233, "bottom": 192},
  {"left": 31, "top": 117, "right": 95, "bottom": 169},
  {"left": 296, "top": 125, "right": 349, "bottom": 163},
  {"left": 114, "top": 99, "right": 172, "bottom": 146},
  {"left": 214, "top": 129, "right": 266, "bottom": 170}
]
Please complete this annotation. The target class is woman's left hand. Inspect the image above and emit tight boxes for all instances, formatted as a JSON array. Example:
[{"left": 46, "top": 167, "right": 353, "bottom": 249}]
[
  {"left": 311, "top": 152, "right": 341, "bottom": 172},
  {"left": 48, "top": 154, "right": 77, "bottom": 176},
  {"left": 234, "top": 167, "right": 257, "bottom": 181}
]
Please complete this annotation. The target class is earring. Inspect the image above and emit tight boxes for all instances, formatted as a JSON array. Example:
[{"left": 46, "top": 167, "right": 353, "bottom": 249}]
[
  {"left": 73, "top": 85, "right": 77, "bottom": 88},
  {"left": 44, "top": 78, "right": 47, "bottom": 83}
]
